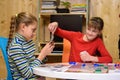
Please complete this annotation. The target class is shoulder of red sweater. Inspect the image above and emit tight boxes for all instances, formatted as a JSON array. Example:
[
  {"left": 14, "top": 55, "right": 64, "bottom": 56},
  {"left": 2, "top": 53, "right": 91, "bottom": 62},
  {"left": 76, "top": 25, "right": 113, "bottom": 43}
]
[{"left": 94, "top": 37, "right": 103, "bottom": 43}]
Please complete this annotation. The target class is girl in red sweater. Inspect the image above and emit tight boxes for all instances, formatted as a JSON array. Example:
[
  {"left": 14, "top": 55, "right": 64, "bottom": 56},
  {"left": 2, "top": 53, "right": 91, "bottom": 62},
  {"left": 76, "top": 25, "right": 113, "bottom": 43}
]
[{"left": 48, "top": 17, "right": 112, "bottom": 63}]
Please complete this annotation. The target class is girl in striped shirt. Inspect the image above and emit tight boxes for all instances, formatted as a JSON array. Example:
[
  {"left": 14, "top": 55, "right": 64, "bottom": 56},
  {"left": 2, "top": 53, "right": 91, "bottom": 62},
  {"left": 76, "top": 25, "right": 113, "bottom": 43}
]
[{"left": 7, "top": 12, "right": 54, "bottom": 80}]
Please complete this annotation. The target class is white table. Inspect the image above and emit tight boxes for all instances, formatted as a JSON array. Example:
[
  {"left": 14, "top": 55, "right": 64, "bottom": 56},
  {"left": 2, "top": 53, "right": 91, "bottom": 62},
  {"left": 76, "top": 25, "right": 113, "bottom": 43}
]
[{"left": 33, "top": 63, "right": 120, "bottom": 80}]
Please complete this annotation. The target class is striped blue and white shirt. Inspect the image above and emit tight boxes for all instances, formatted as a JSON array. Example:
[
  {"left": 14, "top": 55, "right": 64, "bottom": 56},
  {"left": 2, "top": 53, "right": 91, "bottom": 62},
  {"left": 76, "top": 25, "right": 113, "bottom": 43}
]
[{"left": 8, "top": 33, "right": 42, "bottom": 80}]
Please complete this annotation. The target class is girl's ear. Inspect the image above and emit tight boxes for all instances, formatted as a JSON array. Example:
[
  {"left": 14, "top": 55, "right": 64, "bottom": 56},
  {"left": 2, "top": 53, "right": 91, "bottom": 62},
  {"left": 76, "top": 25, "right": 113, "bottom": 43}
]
[
  {"left": 98, "top": 30, "right": 103, "bottom": 39},
  {"left": 20, "top": 23, "right": 26, "bottom": 31},
  {"left": 98, "top": 30, "right": 102, "bottom": 35}
]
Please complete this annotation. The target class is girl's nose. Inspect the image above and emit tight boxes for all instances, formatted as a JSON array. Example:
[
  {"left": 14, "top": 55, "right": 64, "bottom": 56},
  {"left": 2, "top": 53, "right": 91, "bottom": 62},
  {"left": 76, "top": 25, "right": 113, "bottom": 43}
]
[{"left": 88, "top": 30, "right": 93, "bottom": 34}]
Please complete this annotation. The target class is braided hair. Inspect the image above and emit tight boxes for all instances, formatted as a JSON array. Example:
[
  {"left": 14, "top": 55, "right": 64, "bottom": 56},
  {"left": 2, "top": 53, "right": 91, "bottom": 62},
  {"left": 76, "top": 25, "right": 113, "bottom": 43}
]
[{"left": 7, "top": 12, "right": 37, "bottom": 49}]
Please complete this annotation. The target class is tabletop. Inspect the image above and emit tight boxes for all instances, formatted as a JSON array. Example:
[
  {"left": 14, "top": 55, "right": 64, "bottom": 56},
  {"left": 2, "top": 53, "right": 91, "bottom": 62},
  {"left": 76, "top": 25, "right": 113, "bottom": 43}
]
[{"left": 33, "top": 63, "right": 120, "bottom": 80}]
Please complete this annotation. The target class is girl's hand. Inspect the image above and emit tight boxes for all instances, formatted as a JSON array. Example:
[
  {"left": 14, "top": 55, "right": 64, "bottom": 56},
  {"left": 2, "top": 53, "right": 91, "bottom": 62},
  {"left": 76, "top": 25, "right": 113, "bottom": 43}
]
[
  {"left": 48, "top": 22, "right": 58, "bottom": 34},
  {"left": 38, "top": 42, "right": 55, "bottom": 61},
  {"left": 80, "top": 51, "right": 91, "bottom": 62},
  {"left": 80, "top": 51, "right": 98, "bottom": 62}
]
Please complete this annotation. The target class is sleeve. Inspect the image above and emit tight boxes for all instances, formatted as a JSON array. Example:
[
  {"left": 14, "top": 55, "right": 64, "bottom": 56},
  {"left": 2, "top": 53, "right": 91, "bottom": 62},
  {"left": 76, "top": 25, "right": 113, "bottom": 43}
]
[
  {"left": 9, "top": 44, "right": 42, "bottom": 78},
  {"left": 55, "top": 27, "right": 81, "bottom": 42},
  {"left": 97, "top": 39, "right": 113, "bottom": 63}
]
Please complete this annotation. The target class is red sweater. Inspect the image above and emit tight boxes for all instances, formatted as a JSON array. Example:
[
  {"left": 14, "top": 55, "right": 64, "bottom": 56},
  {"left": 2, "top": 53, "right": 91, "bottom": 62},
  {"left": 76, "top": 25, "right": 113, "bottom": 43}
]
[{"left": 55, "top": 28, "right": 112, "bottom": 63}]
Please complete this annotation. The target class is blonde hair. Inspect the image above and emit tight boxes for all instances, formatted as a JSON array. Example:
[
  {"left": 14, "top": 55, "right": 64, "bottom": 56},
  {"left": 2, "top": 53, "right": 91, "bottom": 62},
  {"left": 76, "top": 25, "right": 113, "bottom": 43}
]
[{"left": 7, "top": 12, "right": 37, "bottom": 48}]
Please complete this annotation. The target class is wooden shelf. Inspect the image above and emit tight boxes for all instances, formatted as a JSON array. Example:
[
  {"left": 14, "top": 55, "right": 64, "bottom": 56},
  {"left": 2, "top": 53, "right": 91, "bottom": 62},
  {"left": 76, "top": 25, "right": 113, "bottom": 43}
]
[
  {"left": 36, "top": 0, "right": 90, "bottom": 63},
  {"left": 40, "top": 12, "right": 86, "bottom": 16},
  {"left": 38, "top": 0, "right": 89, "bottom": 53},
  {"left": 34, "top": 53, "right": 62, "bottom": 63},
  {"left": 43, "top": 0, "right": 57, "bottom": 1},
  {"left": 39, "top": 42, "right": 63, "bottom": 44}
]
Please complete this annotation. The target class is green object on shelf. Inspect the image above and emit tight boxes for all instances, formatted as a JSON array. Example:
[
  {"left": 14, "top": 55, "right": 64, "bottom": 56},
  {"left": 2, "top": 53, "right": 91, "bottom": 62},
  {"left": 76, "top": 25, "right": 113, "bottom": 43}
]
[{"left": 61, "top": 1, "right": 71, "bottom": 8}]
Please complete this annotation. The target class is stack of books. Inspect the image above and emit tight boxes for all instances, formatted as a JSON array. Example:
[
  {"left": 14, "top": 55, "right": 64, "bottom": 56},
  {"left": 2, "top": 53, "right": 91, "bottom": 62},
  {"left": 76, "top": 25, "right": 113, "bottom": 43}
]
[
  {"left": 70, "top": 4, "right": 86, "bottom": 13},
  {"left": 41, "top": 0, "right": 57, "bottom": 13}
]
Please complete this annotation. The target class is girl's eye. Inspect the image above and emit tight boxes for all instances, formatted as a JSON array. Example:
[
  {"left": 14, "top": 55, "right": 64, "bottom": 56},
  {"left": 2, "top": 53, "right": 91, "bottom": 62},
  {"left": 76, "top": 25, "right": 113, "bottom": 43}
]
[
  {"left": 32, "top": 29, "right": 36, "bottom": 32},
  {"left": 93, "top": 30, "right": 97, "bottom": 32},
  {"left": 87, "top": 27, "right": 91, "bottom": 30}
]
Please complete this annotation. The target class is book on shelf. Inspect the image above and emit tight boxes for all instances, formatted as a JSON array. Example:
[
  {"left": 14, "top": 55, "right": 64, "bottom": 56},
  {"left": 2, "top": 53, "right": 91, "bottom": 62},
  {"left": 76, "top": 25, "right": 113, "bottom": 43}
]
[
  {"left": 41, "top": 9, "right": 56, "bottom": 13},
  {"left": 41, "top": 0, "right": 57, "bottom": 13},
  {"left": 70, "top": 3, "right": 86, "bottom": 13},
  {"left": 42, "top": 6, "right": 56, "bottom": 10},
  {"left": 42, "top": 0, "right": 57, "bottom": 9}
]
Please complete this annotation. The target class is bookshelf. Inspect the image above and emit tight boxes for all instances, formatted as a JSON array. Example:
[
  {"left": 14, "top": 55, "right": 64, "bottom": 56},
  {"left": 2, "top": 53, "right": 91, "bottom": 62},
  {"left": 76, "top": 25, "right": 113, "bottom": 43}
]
[{"left": 36, "top": 0, "right": 90, "bottom": 56}]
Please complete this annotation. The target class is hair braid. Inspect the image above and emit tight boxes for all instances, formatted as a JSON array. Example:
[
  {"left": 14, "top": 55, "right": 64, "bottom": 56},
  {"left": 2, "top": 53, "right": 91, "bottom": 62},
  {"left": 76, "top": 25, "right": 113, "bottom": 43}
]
[
  {"left": 7, "top": 16, "right": 17, "bottom": 49},
  {"left": 7, "top": 12, "right": 37, "bottom": 50}
]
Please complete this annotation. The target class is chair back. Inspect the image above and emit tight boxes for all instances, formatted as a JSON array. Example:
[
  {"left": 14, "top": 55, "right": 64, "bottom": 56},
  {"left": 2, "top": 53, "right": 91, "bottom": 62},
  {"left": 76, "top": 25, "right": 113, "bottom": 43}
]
[
  {"left": 0, "top": 37, "right": 13, "bottom": 80},
  {"left": 62, "top": 39, "right": 71, "bottom": 62}
]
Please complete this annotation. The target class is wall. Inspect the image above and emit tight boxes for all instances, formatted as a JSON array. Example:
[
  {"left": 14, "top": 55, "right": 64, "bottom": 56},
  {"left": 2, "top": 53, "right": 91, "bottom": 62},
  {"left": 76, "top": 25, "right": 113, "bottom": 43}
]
[
  {"left": 90, "top": 0, "right": 120, "bottom": 62},
  {"left": 0, "top": 0, "right": 37, "bottom": 78},
  {"left": 0, "top": 0, "right": 120, "bottom": 79},
  {"left": 0, "top": 0, "right": 37, "bottom": 37}
]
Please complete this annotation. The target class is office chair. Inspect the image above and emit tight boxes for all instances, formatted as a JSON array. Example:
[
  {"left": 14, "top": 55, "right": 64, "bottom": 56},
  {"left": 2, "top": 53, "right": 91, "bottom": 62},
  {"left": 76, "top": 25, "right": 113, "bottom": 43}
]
[
  {"left": 62, "top": 39, "right": 71, "bottom": 62},
  {"left": 0, "top": 37, "right": 13, "bottom": 80}
]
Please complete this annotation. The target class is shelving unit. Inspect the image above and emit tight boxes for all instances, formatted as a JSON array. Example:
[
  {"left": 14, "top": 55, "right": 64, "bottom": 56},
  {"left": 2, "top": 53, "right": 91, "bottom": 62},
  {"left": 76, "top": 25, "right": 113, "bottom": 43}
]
[{"left": 36, "top": 0, "right": 90, "bottom": 56}]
